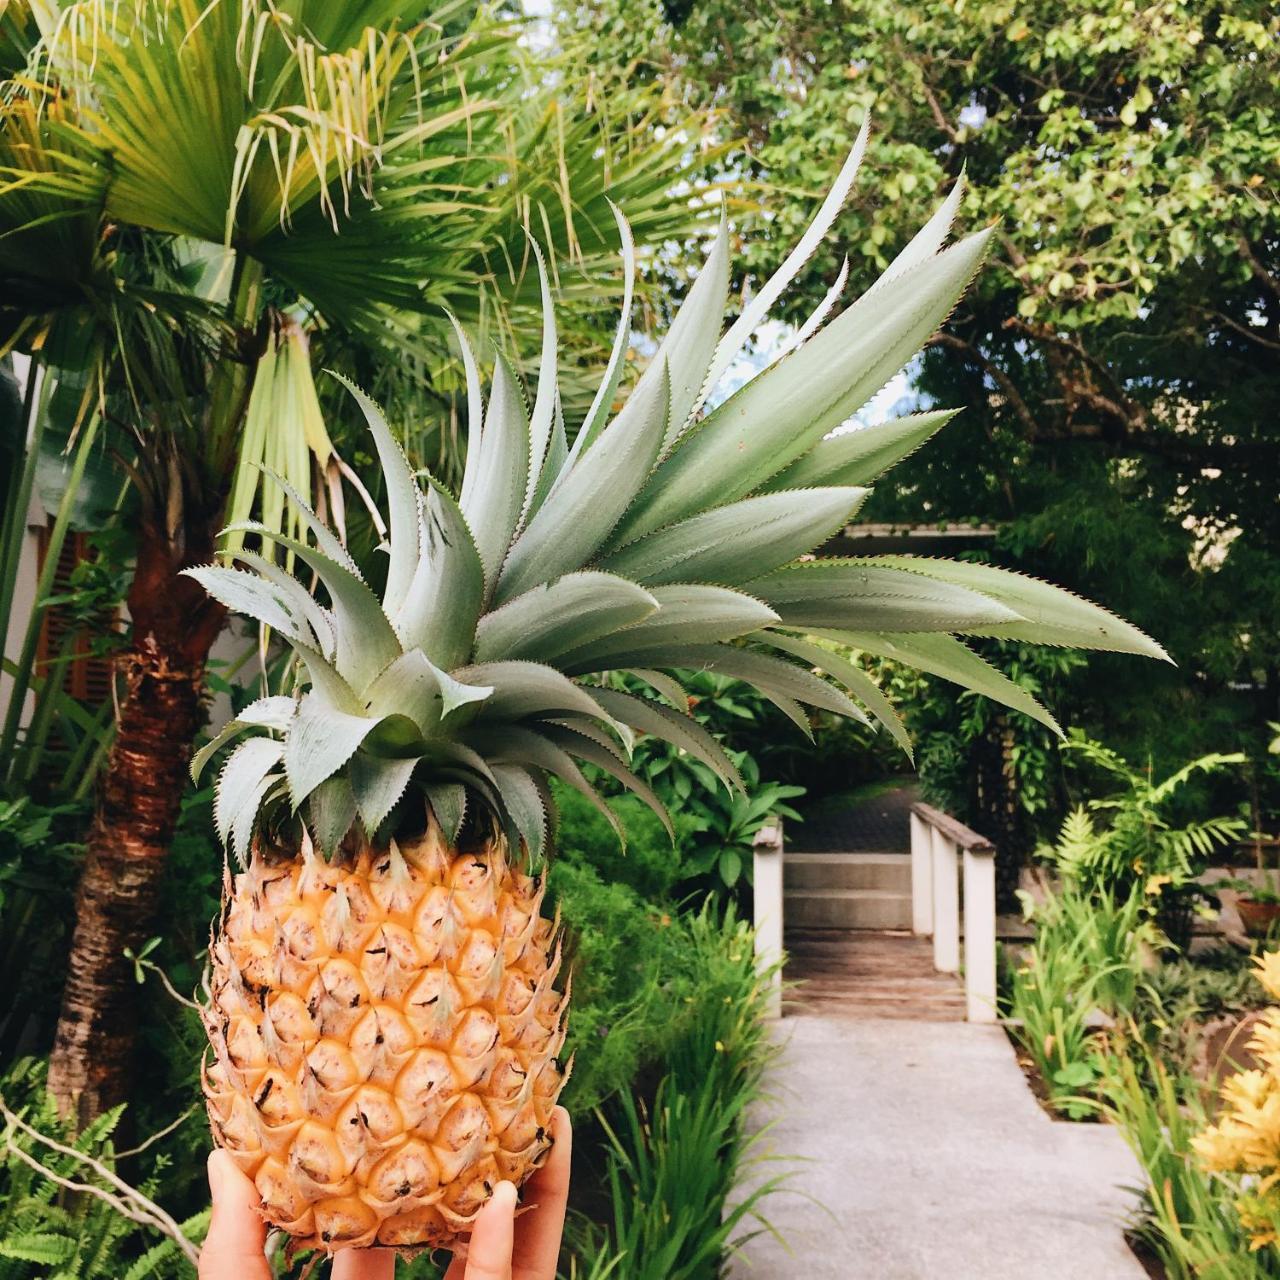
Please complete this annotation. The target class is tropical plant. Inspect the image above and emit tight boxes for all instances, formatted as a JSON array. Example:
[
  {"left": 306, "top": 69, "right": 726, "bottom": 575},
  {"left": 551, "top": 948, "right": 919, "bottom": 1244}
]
[
  {"left": 0, "top": 1060, "right": 205, "bottom": 1277},
  {"left": 1008, "top": 874, "right": 1153, "bottom": 1117},
  {"left": 672, "top": 750, "right": 803, "bottom": 890},
  {"left": 0, "top": 0, "right": 712, "bottom": 1118},
  {"left": 183, "top": 127, "right": 1165, "bottom": 1255},
  {"left": 1051, "top": 736, "right": 1246, "bottom": 945}
]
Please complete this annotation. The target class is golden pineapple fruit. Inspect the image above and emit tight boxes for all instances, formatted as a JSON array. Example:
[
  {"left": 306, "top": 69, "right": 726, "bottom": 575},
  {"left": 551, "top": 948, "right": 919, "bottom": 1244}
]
[{"left": 202, "top": 813, "right": 567, "bottom": 1252}]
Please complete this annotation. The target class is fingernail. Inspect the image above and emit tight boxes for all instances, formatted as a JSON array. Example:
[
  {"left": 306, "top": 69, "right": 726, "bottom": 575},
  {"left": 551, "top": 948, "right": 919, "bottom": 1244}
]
[
  {"left": 207, "top": 1149, "right": 232, "bottom": 1198},
  {"left": 492, "top": 1181, "right": 518, "bottom": 1212}
]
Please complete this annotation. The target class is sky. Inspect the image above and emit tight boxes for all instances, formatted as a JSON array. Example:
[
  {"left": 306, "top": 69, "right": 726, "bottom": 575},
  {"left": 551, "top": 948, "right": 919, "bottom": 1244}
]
[{"left": 712, "top": 320, "right": 920, "bottom": 432}]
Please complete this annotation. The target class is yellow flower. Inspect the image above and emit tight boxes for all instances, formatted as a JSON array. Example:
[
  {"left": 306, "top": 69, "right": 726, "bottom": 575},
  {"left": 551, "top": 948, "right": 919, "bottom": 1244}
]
[
  {"left": 1256, "top": 952, "right": 1280, "bottom": 1002},
  {"left": 1193, "top": 1126, "right": 1240, "bottom": 1170},
  {"left": 1195, "top": 948, "right": 1280, "bottom": 1245}
]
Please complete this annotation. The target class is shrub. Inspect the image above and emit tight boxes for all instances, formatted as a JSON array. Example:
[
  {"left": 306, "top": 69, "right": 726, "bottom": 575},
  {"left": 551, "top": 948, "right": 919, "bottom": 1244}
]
[
  {"left": 549, "top": 855, "right": 689, "bottom": 1113},
  {"left": 553, "top": 785, "right": 690, "bottom": 902},
  {"left": 567, "top": 908, "right": 785, "bottom": 1280}
]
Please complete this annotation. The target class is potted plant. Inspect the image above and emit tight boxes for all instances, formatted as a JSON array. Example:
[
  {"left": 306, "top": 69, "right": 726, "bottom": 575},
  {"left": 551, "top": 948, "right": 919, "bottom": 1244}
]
[
  {"left": 1222, "top": 746, "right": 1280, "bottom": 939},
  {"left": 1221, "top": 837, "right": 1280, "bottom": 939}
]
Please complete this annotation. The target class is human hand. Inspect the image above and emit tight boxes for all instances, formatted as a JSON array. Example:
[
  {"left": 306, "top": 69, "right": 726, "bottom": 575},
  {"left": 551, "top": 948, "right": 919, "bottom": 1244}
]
[{"left": 199, "top": 1106, "right": 571, "bottom": 1280}]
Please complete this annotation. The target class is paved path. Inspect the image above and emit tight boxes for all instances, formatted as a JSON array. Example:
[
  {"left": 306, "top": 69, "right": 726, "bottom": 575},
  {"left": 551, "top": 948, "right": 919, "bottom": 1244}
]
[{"left": 728, "top": 1014, "right": 1148, "bottom": 1280}]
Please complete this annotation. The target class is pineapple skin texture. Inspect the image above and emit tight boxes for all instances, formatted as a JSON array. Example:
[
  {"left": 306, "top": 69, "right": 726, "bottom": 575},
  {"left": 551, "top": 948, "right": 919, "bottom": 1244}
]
[{"left": 203, "top": 819, "right": 568, "bottom": 1253}]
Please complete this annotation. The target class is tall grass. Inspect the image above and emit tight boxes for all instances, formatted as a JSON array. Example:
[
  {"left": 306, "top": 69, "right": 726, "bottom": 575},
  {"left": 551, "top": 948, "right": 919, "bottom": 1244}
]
[{"left": 1008, "top": 881, "right": 1154, "bottom": 1115}]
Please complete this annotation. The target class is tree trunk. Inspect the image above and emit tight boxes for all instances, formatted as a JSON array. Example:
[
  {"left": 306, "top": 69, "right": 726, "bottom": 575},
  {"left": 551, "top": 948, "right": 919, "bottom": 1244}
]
[{"left": 47, "top": 510, "right": 226, "bottom": 1124}]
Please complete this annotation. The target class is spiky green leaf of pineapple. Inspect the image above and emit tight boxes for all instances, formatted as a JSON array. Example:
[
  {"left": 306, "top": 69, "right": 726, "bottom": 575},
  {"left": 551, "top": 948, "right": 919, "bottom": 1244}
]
[{"left": 188, "top": 123, "right": 1166, "bottom": 865}]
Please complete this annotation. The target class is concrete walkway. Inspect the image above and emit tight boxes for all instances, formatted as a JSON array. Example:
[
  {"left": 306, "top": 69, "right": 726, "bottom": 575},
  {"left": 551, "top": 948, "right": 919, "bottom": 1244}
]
[{"left": 728, "top": 1015, "right": 1148, "bottom": 1280}]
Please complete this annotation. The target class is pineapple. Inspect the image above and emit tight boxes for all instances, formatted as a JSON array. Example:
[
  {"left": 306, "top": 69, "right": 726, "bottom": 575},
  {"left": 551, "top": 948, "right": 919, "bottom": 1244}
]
[{"left": 188, "top": 122, "right": 1166, "bottom": 1254}]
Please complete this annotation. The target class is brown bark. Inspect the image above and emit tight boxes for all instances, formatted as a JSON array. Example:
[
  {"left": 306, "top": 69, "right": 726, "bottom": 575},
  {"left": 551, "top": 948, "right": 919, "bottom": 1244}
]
[{"left": 47, "top": 509, "right": 227, "bottom": 1124}]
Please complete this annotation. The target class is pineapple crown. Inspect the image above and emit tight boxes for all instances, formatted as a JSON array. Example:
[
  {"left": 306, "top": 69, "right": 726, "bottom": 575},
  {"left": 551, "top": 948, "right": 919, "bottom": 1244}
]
[{"left": 187, "top": 121, "right": 1166, "bottom": 866}]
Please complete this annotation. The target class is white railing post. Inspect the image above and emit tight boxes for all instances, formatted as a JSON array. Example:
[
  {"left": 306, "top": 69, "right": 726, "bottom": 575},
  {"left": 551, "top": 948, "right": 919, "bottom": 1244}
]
[
  {"left": 753, "top": 820, "right": 784, "bottom": 1019},
  {"left": 909, "top": 811, "right": 933, "bottom": 936},
  {"left": 930, "top": 827, "right": 960, "bottom": 974},
  {"left": 913, "top": 801, "right": 997, "bottom": 1016},
  {"left": 962, "top": 847, "right": 998, "bottom": 1023}
]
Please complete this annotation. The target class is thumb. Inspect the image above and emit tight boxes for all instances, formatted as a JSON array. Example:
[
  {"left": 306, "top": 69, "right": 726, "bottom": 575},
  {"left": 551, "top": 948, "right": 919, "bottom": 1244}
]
[{"left": 200, "top": 1151, "right": 272, "bottom": 1280}]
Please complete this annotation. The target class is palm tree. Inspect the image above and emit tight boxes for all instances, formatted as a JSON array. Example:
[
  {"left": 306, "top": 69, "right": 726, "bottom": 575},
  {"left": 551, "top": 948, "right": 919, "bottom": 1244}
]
[{"left": 0, "top": 0, "right": 709, "bottom": 1120}]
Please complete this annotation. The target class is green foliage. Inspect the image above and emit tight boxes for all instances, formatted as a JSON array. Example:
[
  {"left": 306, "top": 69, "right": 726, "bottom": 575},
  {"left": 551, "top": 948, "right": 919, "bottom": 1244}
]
[
  {"left": 1009, "top": 739, "right": 1249, "bottom": 1111},
  {"left": 0, "top": 1061, "right": 204, "bottom": 1279},
  {"left": 1048, "top": 736, "right": 1247, "bottom": 943},
  {"left": 1008, "top": 739, "right": 1260, "bottom": 1127},
  {"left": 632, "top": 744, "right": 803, "bottom": 890},
  {"left": 0, "top": 798, "right": 86, "bottom": 1063},
  {"left": 567, "top": 908, "right": 784, "bottom": 1280},
  {"left": 0, "top": 362, "right": 119, "bottom": 807},
  {"left": 1, "top": 863, "right": 783, "bottom": 1280},
  {"left": 547, "top": 855, "right": 686, "bottom": 1114},
  {"left": 1007, "top": 877, "right": 1154, "bottom": 1118},
  {"left": 672, "top": 752, "right": 803, "bottom": 890},
  {"left": 553, "top": 784, "right": 691, "bottom": 903},
  {"left": 565, "top": 0, "right": 1280, "bottom": 817},
  {"left": 1101, "top": 1042, "right": 1275, "bottom": 1280},
  {"left": 567, "top": 0, "right": 1277, "bottom": 330},
  {"left": 1134, "top": 947, "right": 1272, "bottom": 1073}
]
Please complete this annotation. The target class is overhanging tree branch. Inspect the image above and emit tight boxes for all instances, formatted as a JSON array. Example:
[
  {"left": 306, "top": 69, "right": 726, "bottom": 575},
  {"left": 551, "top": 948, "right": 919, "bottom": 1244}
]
[{"left": 927, "top": 331, "right": 1040, "bottom": 436}]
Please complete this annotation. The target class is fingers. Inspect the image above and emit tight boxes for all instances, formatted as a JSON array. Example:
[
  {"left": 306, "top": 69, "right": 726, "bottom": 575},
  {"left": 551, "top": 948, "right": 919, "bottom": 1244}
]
[
  {"left": 512, "top": 1107, "right": 572, "bottom": 1280},
  {"left": 332, "top": 1247, "right": 396, "bottom": 1280},
  {"left": 199, "top": 1151, "right": 272, "bottom": 1280},
  {"left": 461, "top": 1180, "right": 517, "bottom": 1280},
  {"left": 443, "top": 1111, "right": 573, "bottom": 1280}
]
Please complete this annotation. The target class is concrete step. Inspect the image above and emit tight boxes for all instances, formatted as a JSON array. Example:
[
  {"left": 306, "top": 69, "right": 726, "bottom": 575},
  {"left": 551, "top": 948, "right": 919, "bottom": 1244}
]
[
  {"left": 783, "top": 851, "right": 911, "bottom": 893},
  {"left": 784, "top": 887, "right": 912, "bottom": 930}
]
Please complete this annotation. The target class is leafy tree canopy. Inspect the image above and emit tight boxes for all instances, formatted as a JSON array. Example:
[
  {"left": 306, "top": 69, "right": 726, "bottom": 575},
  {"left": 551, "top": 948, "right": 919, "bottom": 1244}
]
[{"left": 563, "top": 0, "right": 1280, "bottom": 771}]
